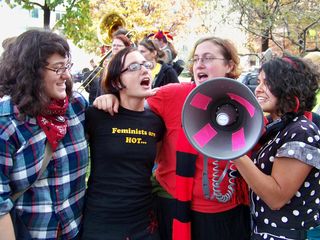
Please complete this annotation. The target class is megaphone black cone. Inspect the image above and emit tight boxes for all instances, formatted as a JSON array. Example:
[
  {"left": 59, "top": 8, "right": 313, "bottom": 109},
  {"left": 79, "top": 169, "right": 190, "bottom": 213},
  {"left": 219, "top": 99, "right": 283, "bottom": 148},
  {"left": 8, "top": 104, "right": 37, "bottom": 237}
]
[{"left": 182, "top": 77, "right": 264, "bottom": 160}]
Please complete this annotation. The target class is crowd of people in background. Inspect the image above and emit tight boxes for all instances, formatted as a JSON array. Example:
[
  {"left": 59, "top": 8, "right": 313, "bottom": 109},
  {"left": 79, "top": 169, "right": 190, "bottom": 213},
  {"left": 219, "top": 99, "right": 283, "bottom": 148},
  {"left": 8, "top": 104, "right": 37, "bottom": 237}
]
[{"left": 0, "top": 25, "right": 319, "bottom": 240}]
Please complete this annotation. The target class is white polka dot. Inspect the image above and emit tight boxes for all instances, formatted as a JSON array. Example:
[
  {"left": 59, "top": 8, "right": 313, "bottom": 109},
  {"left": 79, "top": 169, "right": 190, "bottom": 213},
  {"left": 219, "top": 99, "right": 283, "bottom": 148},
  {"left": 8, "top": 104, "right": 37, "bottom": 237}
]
[
  {"left": 261, "top": 152, "right": 265, "bottom": 158},
  {"left": 308, "top": 137, "right": 314, "bottom": 143},
  {"left": 293, "top": 210, "right": 299, "bottom": 216},
  {"left": 301, "top": 221, "right": 305, "bottom": 227},
  {"left": 305, "top": 182, "right": 310, "bottom": 188},
  {"left": 288, "top": 149, "right": 295, "bottom": 155},
  {"left": 315, "top": 172, "right": 319, "bottom": 178},
  {"left": 281, "top": 216, "right": 288, "bottom": 223},
  {"left": 307, "top": 154, "right": 313, "bottom": 160},
  {"left": 255, "top": 211, "right": 259, "bottom": 217},
  {"left": 301, "top": 126, "right": 307, "bottom": 130},
  {"left": 270, "top": 238, "right": 274, "bottom": 240},
  {"left": 263, "top": 234, "right": 267, "bottom": 239},
  {"left": 271, "top": 222, "right": 277, "bottom": 227},
  {"left": 269, "top": 156, "right": 275, "bottom": 162},
  {"left": 261, "top": 163, "right": 265, "bottom": 169},
  {"left": 256, "top": 196, "right": 260, "bottom": 201},
  {"left": 315, "top": 135, "right": 320, "bottom": 141},
  {"left": 303, "top": 200, "right": 306, "bottom": 205},
  {"left": 301, "top": 119, "right": 307, "bottom": 122},
  {"left": 307, "top": 209, "right": 313, "bottom": 214},
  {"left": 296, "top": 191, "right": 301, "bottom": 197},
  {"left": 276, "top": 138, "right": 280, "bottom": 144},
  {"left": 261, "top": 206, "right": 264, "bottom": 212},
  {"left": 299, "top": 142, "right": 306, "bottom": 147},
  {"left": 293, "top": 117, "right": 298, "bottom": 121},
  {"left": 291, "top": 133, "right": 296, "bottom": 139},
  {"left": 315, "top": 198, "right": 319, "bottom": 204},
  {"left": 264, "top": 218, "right": 269, "bottom": 224},
  {"left": 309, "top": 124, "right": 315, "bottom": 129},
  {"left": 284, "top": 131, "right": 288, "bottom": 136},
  {"left": 310, "top": 190, "right": 315, "bottom": 196}
]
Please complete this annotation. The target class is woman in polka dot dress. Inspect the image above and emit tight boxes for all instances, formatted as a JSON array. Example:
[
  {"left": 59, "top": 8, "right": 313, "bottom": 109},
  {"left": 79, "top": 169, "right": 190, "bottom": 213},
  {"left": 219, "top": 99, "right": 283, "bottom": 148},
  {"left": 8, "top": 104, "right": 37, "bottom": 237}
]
[{"left": 234, "top": 56, "right": 320, "bottom": 240}]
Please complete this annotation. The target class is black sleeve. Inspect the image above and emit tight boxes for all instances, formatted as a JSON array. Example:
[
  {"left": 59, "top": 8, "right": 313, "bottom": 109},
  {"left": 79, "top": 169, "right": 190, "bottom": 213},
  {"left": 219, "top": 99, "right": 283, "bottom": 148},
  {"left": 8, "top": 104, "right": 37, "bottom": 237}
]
[{"left": 164, "top": 67, "right": 179, "bottom": 85}]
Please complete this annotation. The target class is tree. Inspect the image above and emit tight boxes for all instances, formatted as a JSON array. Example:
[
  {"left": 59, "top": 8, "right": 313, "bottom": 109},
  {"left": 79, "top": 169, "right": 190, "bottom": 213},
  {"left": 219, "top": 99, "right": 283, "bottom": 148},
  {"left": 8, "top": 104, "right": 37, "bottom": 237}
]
[
  {"left": 5, "top": 0, "right": 93, "bottom": 46},
  {"left": 88, "top": 0, "right": 198, "bottom": 53},
  {"left": 228, "top": 0, "right": 320, "bottom": 54}
]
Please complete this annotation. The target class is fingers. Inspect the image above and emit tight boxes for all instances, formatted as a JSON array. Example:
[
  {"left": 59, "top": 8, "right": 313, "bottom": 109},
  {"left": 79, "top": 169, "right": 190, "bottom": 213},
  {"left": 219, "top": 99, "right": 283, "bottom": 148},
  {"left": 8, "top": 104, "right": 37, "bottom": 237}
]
[
  {"left": 93, "top": 95, "right": 119, "bottom": 116},
  {"left": 149, "top": 87, "right": 159, "bottom": 96}
]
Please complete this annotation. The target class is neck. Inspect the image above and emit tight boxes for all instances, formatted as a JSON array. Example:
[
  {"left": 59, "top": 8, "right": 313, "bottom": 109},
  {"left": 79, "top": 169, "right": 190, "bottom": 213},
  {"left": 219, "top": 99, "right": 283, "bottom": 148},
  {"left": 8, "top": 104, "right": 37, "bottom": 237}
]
[{"left": 120, "top": 95, "right": 145, "bottom": 112}]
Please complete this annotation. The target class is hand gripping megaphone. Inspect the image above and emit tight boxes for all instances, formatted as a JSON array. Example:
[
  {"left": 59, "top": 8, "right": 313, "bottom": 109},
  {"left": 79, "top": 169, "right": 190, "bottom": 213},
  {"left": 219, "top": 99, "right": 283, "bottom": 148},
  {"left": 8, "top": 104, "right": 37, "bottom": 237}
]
[{"left": 182, "top": 77, "right": 264, "bottom": 160}]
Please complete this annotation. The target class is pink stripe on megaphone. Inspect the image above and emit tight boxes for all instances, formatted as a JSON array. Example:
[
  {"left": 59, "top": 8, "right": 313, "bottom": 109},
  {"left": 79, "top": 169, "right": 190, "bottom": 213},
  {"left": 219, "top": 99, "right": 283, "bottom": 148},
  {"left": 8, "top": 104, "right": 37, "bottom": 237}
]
[
  {"left": 227, "top": 93, "right": 255, "bottom": 117},
  {"left": 190, "top": 92, "right": 212, "bottom": 110},
  {"left": 193, "top": 123, "right": 217, "bottom": 148},
  {"left": 232, "top": 127, "right": 246, "bottom": 151}
]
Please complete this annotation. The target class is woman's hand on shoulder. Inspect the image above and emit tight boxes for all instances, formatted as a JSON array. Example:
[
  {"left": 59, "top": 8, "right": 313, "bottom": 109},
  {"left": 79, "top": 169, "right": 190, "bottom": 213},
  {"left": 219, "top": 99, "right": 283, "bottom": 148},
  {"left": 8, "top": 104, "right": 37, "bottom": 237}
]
[{"left": 93, "top": 94, "right": 119, "bottom": 116}]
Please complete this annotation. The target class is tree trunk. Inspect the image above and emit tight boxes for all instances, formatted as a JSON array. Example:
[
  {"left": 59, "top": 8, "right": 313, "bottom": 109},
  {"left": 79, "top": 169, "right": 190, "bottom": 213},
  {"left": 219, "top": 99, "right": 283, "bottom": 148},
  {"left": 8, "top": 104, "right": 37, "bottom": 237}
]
[
  {"left": 261, "top": 29, "right": 269, "bottom": 52},
  {"left": 43, "top": 4, "right": 51, "bottom": 29}
]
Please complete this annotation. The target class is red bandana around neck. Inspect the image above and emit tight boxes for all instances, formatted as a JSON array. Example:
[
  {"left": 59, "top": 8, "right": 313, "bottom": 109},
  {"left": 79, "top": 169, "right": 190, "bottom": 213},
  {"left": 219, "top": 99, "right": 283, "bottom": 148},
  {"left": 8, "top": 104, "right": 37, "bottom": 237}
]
[{"left": 37, "top": 98, "right": 69, "bottom": 151}]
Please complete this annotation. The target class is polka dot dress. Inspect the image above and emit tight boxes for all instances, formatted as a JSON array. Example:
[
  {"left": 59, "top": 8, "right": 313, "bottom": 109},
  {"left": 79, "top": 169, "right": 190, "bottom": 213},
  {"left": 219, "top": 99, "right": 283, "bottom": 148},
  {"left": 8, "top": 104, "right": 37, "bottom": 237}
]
[{"left": 251, "top": 116, "right": 320, "bottom": 240}]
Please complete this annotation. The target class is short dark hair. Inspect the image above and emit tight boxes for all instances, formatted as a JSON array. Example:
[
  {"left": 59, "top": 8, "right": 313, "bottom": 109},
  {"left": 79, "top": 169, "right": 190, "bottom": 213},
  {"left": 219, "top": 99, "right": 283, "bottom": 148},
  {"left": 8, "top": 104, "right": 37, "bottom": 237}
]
[
  {"left": 0, "top": 29, "right": 72, "bottom": 116},
  {"left": 102, "top": 47, "right": 137, "bottom": 97},
  {"left": 188, "top": 36, "right": 241, "bottom": 79},
  {"left": 260, "top": 56, "right": 320, "bottom": 116}
]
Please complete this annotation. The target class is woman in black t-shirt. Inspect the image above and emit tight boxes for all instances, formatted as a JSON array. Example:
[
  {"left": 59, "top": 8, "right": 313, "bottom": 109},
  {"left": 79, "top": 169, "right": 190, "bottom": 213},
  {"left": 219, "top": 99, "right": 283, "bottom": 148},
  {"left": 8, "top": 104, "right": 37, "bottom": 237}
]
[{"left": 82, "top": 47, "right": 164, "bottom": 240}]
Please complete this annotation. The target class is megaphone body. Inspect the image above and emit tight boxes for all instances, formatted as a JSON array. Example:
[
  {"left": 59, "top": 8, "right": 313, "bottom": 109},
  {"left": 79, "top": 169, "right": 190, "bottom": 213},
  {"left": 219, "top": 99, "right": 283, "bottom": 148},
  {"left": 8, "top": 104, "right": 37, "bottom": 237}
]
[{"left": 182, "top": 77, "right": 264, "bottom": 160}]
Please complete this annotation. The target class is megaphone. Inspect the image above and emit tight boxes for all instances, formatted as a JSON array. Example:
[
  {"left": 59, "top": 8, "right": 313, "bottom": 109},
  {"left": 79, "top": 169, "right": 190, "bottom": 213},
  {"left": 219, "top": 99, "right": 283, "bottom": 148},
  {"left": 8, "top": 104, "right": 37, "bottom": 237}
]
[{"left": 182, "top": 77, "right": 264, "bottom": 160}]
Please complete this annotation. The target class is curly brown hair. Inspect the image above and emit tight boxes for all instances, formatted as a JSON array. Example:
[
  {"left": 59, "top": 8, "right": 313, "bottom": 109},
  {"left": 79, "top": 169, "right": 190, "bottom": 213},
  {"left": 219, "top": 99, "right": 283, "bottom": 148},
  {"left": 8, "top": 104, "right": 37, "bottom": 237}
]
[
  {"left": 0, "top": 29, "right": 72, "bottom": 117},
  {"left": 260, "top": 56, "right": 320, "bottom": 116}
]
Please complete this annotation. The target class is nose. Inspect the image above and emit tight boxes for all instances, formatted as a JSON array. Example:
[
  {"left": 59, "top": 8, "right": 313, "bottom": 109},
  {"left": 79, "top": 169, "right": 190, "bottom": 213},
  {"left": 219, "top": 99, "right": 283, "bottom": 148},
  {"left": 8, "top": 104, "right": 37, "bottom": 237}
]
[
  {"left": 194, "top": 59, "right": 205, "bottom": 68},
  {"left": 255, "top": 82, "right": 263, "bottom": 95},
  {"left": 63, "top": 68, "right": 72, "bottom": 79}
]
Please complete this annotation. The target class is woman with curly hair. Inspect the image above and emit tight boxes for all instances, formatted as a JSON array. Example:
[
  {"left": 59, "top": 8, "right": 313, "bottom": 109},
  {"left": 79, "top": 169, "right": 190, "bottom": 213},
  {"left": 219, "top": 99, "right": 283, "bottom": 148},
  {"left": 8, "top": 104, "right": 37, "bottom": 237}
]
[
  {"left": 0, "top": 29, "right": 88, "bottom": 240},
  {"left": 234, "top": 56, "right": 320, "bottom": 240}
]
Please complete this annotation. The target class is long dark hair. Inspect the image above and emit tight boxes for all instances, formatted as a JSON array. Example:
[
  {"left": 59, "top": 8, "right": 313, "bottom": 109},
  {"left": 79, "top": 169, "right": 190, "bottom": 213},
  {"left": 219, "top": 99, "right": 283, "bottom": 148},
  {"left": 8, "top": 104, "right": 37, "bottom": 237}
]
[
  {"left": 261, "top": 56, "right": 320, "bottom": 116},
  {"left": 0, "top": 29, "right": 72, "bottom": 116}
]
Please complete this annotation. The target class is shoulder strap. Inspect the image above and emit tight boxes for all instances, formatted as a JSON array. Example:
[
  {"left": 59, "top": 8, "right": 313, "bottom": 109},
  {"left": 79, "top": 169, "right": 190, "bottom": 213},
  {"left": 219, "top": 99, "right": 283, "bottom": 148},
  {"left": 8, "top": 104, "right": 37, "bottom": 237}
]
[{"left": 10, "top": 143, "right": 53, "bottom": 202}]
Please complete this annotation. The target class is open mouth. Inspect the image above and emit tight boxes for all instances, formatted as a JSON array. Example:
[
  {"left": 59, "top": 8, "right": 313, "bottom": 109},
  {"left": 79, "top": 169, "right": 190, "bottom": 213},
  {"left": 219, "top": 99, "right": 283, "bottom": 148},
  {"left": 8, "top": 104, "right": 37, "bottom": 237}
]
[
  {"left": 197, "top": 73, "right": 208, "bottom": 81},
  {"left": 140, "top": 78, "right": 150, "bottom": 86}
]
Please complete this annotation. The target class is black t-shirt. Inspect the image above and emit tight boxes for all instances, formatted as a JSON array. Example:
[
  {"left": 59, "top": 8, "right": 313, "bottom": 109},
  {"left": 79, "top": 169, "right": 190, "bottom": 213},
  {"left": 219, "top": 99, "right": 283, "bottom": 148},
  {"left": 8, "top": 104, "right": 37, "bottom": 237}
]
[{"left": 84, "top": 106, "right": 164, "bottom": 225}]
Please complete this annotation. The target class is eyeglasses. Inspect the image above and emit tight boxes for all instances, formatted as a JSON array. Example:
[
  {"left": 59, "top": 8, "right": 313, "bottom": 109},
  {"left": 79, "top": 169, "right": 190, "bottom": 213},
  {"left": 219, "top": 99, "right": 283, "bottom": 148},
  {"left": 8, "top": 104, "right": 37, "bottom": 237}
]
[
  {"left": 121, "top": 61, "right": 154, "bottom": 73},
  {"left": 112, "top": 44, "right": 125, "bottom": 48},
  {"left": 44, "top": 63, "right": 74, "bottom": 75},
  {"left": 190, "top": 57, "right": 225, "bottom": 65}
]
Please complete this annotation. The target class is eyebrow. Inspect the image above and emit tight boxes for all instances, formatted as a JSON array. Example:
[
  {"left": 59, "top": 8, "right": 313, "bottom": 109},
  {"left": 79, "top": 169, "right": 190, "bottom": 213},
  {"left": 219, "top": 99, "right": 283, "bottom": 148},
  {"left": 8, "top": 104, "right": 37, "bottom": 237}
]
[{"left": 48, "top": 60, "right": 70, "bottom": 68}]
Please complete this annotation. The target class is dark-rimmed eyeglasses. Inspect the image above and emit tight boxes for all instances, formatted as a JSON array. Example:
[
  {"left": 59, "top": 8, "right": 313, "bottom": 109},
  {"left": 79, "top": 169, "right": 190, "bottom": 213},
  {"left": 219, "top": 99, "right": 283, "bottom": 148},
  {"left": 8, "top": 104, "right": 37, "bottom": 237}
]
[
  {"left": 121, "top": 61, "right": 154, "bottom": 73},
  {"left": 190, "top": 57, "right": 225, "bottom": 65},
  {"left": 44, "top": 63, "right": 74, "bottom": 75}
]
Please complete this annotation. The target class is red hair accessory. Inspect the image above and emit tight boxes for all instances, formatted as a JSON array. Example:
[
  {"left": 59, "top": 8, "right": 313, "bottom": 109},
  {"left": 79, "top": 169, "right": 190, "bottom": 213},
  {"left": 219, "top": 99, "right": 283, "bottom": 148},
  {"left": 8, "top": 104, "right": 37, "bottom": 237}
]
[
  {"left": 282, "top": 57, "right": 298, "bottom": 69},
  {"left": 294, "top": 96, "right": 300, "bottom": 113},
  {"left": 147, "top": 30, "right": 173, "bottom": 41}
]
